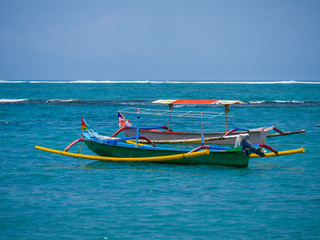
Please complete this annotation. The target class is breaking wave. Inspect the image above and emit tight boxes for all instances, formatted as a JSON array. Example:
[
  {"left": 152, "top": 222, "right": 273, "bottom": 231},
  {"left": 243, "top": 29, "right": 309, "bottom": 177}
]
[
  {"left": 248, "top": 100, "right": 307, "bottom": 104},
  {"left": 246, "top": 100, "right": 320, "bottom": 107},
  {"left": 0, "top": 99, "right": 150, "bottom": 106},
  {"left": 0, "top": 99, "right": 29, "bottom": 103},
  {"left": 1, "top": 98, "right": 319, "bottom": 107},
  {"left": 1, "top": 80, "right": 320, "bottom": 84}
]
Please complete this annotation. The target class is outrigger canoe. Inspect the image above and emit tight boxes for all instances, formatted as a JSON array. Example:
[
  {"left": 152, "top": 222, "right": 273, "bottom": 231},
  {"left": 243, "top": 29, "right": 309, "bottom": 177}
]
[
  {"left": 116, "top": 112, "right": 269, "bottom": 145},
  {"left": 35, "top": 118, "right": 305, "bottom": 168},
  {"left": 114, "top": 99, "right": 305, "bottom": 144}
]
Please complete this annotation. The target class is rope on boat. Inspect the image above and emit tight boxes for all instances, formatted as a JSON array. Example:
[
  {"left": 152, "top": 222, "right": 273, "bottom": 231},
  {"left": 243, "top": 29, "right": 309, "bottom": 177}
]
[
  {"left": 77, "top": 141, "right": 85, "bottom": 154},
  {"left": 88, "top": 129, "right": 103, "bottom": 140}
]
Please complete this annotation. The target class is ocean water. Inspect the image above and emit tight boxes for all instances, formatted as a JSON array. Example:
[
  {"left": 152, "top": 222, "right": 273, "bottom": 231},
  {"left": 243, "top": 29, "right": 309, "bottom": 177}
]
[{"left": 1, "top": 80, "right": 320, "bottom": 239}]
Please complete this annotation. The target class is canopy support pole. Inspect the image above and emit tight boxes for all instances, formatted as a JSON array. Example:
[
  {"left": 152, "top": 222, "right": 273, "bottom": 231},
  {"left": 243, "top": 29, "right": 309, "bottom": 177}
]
[
  {"left": 168, "top": 104, "right": 173, "bottom": 130},
  {"left": 201, "top": 112, "right": 204, "bottom": 145},
  {"left": 226, "top": 112, "right": 228, "bottom": 132},
  {"left": 136, "top": 109, "right": 140, "bottom": 146},
  {"left": 224, "top": 104, "right": 230, "bottom": 132}
]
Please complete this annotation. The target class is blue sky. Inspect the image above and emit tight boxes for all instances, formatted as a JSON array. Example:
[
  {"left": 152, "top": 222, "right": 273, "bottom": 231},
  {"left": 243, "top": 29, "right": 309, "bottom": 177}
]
[{"left": 0, "top": 0, "right": 319, "bottom": 80}]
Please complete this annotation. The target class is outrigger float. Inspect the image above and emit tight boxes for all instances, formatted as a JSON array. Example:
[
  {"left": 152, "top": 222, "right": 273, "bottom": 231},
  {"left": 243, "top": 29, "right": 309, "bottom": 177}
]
[
  {"left": 35, "top": 118, "right": 305, "bottom": 168},
  {"left": 114, "top": 99, "right": 306, "bottom": 145}
]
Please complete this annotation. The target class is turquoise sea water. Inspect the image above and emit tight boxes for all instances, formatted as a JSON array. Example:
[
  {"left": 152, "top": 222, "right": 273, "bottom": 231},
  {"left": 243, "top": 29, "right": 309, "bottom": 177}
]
[{"left": 1, "top": 80, "right": 320, "bottom": 239}]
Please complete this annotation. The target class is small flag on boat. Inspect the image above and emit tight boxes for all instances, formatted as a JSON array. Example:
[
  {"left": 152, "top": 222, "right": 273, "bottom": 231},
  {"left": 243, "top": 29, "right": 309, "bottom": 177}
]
[
  {"left": 81, "top": 118, "right": 88, "bottom": 131},
  {"left": 118, "top": 111, "right": 126, "bottom": 128},
  {"left": 118, "top": 110, "right": 133, "bottom": 128}
]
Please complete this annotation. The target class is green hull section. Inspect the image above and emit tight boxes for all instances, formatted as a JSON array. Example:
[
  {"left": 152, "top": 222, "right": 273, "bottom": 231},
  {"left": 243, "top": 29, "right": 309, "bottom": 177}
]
[{"left": 85, "top": 141, "right": 250, "bottom": 167}]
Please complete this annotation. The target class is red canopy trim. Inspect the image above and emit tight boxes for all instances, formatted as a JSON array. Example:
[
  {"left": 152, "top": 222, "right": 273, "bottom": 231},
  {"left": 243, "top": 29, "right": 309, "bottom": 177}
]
[
  {"left": 152, "top": 99, "right": 245, "bottom": 105},
  {"left": 173, "top": 100, "right": 219, "bottom": 104}
]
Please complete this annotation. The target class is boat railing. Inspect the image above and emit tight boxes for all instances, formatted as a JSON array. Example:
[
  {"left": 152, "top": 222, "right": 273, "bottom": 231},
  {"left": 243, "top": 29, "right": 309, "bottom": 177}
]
[{"left": 120, "top": 107, "right": 229, "bottom": 119}]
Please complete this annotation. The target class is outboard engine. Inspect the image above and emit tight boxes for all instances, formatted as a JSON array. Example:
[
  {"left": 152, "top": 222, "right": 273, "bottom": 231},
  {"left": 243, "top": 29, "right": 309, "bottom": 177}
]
[
  {"left": 235, "top": 134, "right": 265, "bottom": 157},
  {"left": 234, "top": 134, "right": 247, "bottom": 148}
]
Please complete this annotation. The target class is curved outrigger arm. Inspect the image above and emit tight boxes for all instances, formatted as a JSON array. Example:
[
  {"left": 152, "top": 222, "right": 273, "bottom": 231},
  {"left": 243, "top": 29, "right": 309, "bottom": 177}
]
[
  {"left": 188, "top": 136, "right": 305, "bottom": 158},
  {"left": 263, "top": 126, "right": 283, "bottom": 134},
  {"left": 64, "top": 138, "right": 85, "bottom": 152},
  {"left": 263, "top": 126, "right": 306, "bottom": 137},
  {"left": 63, "top": 135, "right": 157, "bottom": 154},
  {"left": 189, "top": 137, "right": 265, "bottom": 157},
  {"left": 224, "top": 126, "right": 284, "bottom": 137},
  {"left": 258, "top": 143, "right": 278, "bottom": 155},
  {"left": 224, "top": 127, "right": 250, "bottom": 136}
]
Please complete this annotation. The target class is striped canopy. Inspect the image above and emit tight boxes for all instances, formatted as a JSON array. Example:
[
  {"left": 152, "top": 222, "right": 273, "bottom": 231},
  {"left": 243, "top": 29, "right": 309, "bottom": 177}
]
[{"left": 152, "top": 99, "right": 245, "bottom": 105}]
